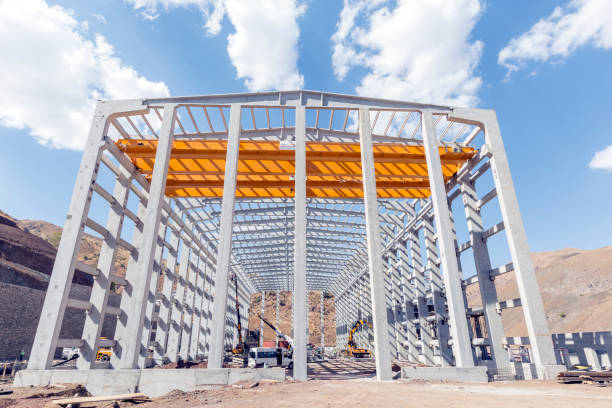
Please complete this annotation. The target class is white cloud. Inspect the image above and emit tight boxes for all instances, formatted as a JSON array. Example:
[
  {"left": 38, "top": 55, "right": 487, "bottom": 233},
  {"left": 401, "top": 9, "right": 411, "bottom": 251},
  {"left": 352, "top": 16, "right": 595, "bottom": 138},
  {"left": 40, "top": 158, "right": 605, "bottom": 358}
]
[
  {"left": 0, "top": 0, "right": 169, "bottom": 150},
  {"left": 499, "top": 0, "right": 612, "bottom": 77},
  {"left": 125, "top": 0, "right": 225, "bottom": 33},
  {"left": 589, "top": 145, "right": 612, "bottom": 171},
  {"left": 125, "top": 0, "right": 306, "bottom": 91},
  {"left": 225, "top": 0, "right": 305, "bottom": 91},
  {"left": 93, "top": 13, "right": 107, "bottom": 24},
  {"left": 331, "top": 0, "right": 484, "bottom": 107}
]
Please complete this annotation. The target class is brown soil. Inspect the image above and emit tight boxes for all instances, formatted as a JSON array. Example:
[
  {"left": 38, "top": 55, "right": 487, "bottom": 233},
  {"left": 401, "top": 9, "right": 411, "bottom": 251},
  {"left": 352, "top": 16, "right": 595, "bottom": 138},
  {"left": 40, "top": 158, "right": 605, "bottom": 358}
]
[{"left": 4, "top": 379, "right": 611, "bottom": 408}]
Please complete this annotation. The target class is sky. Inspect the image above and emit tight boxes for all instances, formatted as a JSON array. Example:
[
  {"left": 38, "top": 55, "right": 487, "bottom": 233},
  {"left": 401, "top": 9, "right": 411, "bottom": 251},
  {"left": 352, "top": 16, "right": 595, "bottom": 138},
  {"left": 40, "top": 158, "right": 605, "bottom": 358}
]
[{"left": 0, "top": 0, "right": 610, "bottom": 255}]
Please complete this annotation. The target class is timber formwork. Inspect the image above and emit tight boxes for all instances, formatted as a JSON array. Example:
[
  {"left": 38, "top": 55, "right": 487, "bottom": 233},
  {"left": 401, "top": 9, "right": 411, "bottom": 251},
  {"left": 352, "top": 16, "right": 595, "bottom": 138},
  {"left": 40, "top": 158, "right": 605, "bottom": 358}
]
[{"left": 27, "top": 91, "right": 560, "bottom": 382}]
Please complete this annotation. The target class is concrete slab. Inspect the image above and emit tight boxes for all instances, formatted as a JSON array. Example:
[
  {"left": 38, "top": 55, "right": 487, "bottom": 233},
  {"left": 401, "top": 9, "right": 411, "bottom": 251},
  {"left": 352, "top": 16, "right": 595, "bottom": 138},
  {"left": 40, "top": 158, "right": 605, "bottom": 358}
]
[{"left": 401, "top": 366, "right": 489, "bottom": 383}]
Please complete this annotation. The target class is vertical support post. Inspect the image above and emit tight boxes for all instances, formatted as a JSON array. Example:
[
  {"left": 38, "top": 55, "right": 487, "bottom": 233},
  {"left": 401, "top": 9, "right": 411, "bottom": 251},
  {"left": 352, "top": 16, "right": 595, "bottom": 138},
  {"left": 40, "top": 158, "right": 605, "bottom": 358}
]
[
  {"left": 398, "top": 242, "right": 419, "bottom": 362},
  {"left": 166, "top": 235, "right": 191, "bottom": 362},
  {"left": 28, "top": 103, "right": 111, "bottom": 369},
  {"left": 180, "top": 251, "right": 197, "bottom": 361},
  {"left": 260, "top": 291, "right": 265, "bottom": 346},
  {"left": 293, "top": 105, "right": 308, "bottom": 381},
  {"left": 320, "top": 291, "right": 325, "bottom": 348},
  {"left": 276, "top": 291, "right": 281, "bottom": 346},
  {"left": 359, "top": 107, "right": 392, "bottom": 381},
  {"left": 189, "top": 257, "right": 205, "bottom": 360},
  {"left": 423, "top": 215, "right": 453, "bottom": 365},
  {"left": 208, "top": 104, "right": 241, "bottom": 369},
  {"left": 112, "top": 103, "right": 176, "bottom": 369},
  {"left": 421, "top": 110, "right": 474, "bottom": 367},
  {"left": 138, "top": 222, "right": 168, "bottom": 368},
  {"left": 153, "top": 226, "right": 181, "bottom": 364},
  {"left": 408, "top": 226, "right": 434, "bottom": 364},
  {"left": 461, "top": 179, "right": 508, "bottom": 368}
]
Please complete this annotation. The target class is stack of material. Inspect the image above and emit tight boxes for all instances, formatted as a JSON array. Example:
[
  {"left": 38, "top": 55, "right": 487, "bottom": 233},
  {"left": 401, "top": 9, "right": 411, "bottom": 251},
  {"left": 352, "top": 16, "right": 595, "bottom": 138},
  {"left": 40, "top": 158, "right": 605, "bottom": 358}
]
[{"left": 557, "top": 371, "right": 612, "bottom": 385}]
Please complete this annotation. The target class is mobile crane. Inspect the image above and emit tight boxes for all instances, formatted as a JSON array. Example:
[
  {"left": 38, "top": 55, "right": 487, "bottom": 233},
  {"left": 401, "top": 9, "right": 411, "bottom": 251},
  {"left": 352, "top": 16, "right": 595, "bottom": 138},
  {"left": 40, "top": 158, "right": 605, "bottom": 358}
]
[
  {"left": 257, "top": 313, "right": 294, "bottom": 350},
  {"left": 343, "top": 319, "right": 373, "bottom": 358}
]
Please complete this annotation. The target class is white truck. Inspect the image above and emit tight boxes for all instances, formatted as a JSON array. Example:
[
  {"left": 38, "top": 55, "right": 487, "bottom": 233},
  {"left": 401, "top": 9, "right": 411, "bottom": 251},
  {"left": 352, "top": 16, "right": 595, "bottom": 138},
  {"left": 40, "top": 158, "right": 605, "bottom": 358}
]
[{"left": 247, "top": 347, "right": 293, "bottom": 369}]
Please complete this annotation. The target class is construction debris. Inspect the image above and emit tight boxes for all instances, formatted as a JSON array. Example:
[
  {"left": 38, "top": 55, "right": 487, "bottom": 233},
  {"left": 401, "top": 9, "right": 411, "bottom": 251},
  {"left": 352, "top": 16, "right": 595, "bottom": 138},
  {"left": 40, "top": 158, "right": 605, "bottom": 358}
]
[
  {"left": 51, "top": 392, "right": 149, "bottom": 406},
  {"left": 557, "top": 370, "right": 612, "bottom": 385}
]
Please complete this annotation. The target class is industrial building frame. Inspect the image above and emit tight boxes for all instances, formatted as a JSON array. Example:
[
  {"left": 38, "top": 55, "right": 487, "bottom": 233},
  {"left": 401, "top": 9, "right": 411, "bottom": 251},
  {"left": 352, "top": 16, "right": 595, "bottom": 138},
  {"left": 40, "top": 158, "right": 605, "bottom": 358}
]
[{"left": 27, "top": 90, "right": 561, "bottom": 382}]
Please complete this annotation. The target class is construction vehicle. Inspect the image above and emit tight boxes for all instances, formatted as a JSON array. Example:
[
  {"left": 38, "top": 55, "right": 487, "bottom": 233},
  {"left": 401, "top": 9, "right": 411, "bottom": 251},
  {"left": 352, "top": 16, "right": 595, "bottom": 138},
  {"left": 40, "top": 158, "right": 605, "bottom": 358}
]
[
  {"left": 229, "top": 273, "right": 248, "bottom": 356},
  {"left": 343, "top": 319, "right": 372, "bottom": 358},
  {"left": 257, "top": 313, "right": 294, "bottom": 350}
]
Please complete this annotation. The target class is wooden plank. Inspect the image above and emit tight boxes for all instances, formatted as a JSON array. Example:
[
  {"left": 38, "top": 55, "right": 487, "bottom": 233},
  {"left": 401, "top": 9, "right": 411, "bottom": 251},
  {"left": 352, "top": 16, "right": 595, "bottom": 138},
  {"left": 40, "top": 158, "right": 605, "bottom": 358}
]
[{"left": 52, "top": 393, "right": 149, "bottom": 405}]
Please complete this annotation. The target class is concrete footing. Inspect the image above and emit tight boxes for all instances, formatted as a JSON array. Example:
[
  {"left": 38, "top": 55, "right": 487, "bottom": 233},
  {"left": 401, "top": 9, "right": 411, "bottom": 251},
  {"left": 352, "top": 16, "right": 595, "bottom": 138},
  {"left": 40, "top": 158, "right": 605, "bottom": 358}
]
[
  {"left": 401, "top": 366, "right": 489, "bottom": 383},
  {"left": 14, "top": 368, "right": 286, "bottom": 397}
]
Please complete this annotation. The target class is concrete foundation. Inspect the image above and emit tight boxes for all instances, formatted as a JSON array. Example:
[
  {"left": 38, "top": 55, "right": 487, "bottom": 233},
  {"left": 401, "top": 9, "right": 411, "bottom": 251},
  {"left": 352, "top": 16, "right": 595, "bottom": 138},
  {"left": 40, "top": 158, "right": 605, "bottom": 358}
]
[
  {"left": 14, "top": 368, "right": 286, "bottom": 397},
  {"left": 401, "top": 366, "right": 489, "bottom": 383}
]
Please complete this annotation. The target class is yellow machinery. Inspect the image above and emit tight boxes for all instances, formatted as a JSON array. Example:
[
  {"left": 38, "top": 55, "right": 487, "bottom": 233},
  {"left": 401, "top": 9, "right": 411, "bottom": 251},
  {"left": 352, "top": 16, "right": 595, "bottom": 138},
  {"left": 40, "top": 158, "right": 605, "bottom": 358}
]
[
  {"left": 230, "top": 273, "right": 248, "bottom": 355},
  {"left": 343, "top": 320, "right": 373, "bottom": 358}
]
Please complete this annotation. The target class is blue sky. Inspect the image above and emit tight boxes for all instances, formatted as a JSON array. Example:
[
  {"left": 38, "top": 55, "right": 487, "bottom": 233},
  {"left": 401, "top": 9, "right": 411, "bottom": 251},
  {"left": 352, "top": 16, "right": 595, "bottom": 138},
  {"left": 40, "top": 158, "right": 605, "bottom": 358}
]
[{"left": 0, "top": 0, "right": 610, "bottom": 254}]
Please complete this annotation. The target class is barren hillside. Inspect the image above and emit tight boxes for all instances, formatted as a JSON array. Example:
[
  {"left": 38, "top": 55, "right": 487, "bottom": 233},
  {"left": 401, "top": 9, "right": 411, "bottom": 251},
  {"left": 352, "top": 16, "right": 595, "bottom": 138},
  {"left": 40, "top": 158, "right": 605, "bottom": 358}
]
[{"left": 2, "top": 209, "right": 610, "bottom": 343}]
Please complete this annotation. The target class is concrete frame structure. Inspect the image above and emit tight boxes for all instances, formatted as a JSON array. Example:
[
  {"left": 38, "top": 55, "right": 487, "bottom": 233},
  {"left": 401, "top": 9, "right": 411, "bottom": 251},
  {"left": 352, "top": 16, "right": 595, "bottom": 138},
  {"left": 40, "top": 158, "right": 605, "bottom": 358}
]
[{"left": 25, "top": 91, "right": 562, "bottom": 384}]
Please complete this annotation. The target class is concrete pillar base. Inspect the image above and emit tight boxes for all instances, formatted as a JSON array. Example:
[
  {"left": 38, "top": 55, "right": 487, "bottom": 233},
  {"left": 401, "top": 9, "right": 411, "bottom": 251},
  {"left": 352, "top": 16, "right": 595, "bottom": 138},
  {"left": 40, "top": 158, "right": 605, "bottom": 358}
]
[
  {"left": 401, "top": 366, "right": 489, "bottom": 383},
  {"left": 14, "top": 368, "right": 286, "bottom": 397}
]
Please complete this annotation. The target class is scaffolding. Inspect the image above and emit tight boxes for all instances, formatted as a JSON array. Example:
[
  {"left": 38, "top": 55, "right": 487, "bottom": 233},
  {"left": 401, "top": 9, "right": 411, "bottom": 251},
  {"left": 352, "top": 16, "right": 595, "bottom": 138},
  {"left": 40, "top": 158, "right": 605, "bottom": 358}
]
[{"left": 27, "top": 91, "right": 560, "bottom": 382}]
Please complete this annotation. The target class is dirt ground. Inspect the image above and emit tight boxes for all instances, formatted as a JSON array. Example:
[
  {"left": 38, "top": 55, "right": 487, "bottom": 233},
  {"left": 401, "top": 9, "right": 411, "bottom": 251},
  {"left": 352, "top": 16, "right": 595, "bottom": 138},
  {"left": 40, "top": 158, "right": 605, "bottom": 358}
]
[{"left": 2, "top": 377, "right": 612, "bottom": 408}]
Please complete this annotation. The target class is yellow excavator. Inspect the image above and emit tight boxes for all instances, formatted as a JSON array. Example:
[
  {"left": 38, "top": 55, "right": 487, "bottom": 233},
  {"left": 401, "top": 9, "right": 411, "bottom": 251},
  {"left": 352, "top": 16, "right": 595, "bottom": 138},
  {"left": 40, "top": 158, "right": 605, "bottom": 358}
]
[
  {"left": 230, "top": 273, "right": 247, "bottom": 356},
  {"left": 343, "top": 319, "right": 373, "bottom": 358}
]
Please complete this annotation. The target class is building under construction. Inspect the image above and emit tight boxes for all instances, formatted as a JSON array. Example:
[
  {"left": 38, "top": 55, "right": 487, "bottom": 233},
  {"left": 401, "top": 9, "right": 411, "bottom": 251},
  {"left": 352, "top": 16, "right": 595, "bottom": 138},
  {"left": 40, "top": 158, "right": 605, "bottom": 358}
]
[{"left": 17, "top": 91, "right": 564, "bottom": 391}]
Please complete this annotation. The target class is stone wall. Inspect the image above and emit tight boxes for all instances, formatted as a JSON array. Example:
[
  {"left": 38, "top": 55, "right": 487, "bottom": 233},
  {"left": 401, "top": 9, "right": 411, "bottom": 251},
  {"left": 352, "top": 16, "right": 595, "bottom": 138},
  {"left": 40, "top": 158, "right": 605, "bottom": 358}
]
[{"left": 0, "top": 282, "right": 119, "bottom": 360}]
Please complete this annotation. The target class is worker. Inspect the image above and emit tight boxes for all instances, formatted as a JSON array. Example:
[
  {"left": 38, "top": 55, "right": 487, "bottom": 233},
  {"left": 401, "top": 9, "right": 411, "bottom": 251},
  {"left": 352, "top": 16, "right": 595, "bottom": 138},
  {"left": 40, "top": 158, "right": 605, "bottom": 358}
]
[{"left": 19, "top": 350, "right": 25, "bottom": 361}]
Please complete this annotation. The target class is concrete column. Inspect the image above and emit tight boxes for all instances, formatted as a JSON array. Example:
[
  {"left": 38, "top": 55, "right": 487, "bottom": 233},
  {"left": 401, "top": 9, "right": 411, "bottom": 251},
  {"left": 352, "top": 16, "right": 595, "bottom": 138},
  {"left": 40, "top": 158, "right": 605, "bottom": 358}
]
[
  {"left": 320, "top": 291, "right": 325, "bottom": 348},
  {"left": 359, "top": 107, "right": 392, "bottom": 381},
  {"left": 421, "top": 110, "right": 474, "bottom": 367},
  {"left": 138, "top": 223, "right": 168, "bottom": 368},
  {"left": 260, "top": 291, "right": 265, "bottom": 346},
  {"left": 201, "top": 256, "right": 215, "bottom": 358},
  {"left": 179, "top": 250, "right": 197, "bottom": 361},
  {"left": 198, "top": 258, "right": 212, "bottom": 358},
  {"left": 398, "top": 242, "right": 419, "bottom": 362},
  {"left": 189, "top": 257, "right": 205, "bottom": 360},
  {"left": 208, "top": 104, "right": 241, "bottom": 369},
  {"left": 390, "top": 247, "right": 408, "bottom": 360},
  {"left": 153, "top": 226, "right": 181, "bottom": 364},
  {"left": 112, "top": 103, "right": 176, "bottom": 369},
  {"left": 28, "top": 103, "right": 111, "bottom": 369},
  {"left": 77, "top": 170, "right": 132, "bottom": 369},
  {"left": 408, "top": 225, "right": 434, "bottom": 364},
  {"left": 166, "top": 235, "right": 192, "bottom": 362},
  {"left": 276, "top": 291, "right": 280, "bottom": 346},
  {"left": 423, "top": 215, "right": 453, "bottom": 365},
  {"left": 293, "top": 105, "right": 308, "bottom": 381},
  {"left": 461, "top": 179, "right": 508, "bottom": 368}
]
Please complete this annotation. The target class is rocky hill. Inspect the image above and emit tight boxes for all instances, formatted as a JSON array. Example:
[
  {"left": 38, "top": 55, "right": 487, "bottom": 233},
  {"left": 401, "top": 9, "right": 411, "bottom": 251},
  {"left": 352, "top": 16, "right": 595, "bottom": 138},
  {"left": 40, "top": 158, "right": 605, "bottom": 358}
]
[{"left": 1, "top": 209, "right": 610, "bottom": 345}]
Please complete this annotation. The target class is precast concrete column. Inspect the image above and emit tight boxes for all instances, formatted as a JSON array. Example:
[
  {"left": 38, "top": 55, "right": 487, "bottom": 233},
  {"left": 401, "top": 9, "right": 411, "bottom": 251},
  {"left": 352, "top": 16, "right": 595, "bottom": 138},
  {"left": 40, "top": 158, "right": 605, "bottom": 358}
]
[
  {"left": 189, "top": 257, "right": 205, "bottom": 360},
  {"left": 208, "top": 104, "right": 241, "bottom": 369},
  {"left": 363, "top": 273, "right": 374, "bottom": 349},
  {"left": 199, "top": 256, "right": 214, "bottom": 358},
  {"left": 180, "top": 250, "right": 198, "bottom": 361},
  {"left": 320, "top": 291, "right": 325, "bottom": 348},
  {"left": 138, "top": 223, "right": 168, "bottom": 368},
  {"left": 276, "top": 291, "right": 280, "bottom": 346},
  {"left": 77, "top": 169, "right": 132, "bottom": 369},
  {"left": 382, "top": 254, "right": 398, "bottom": 360},
  {"left": 112, "top": 103, "right": 176, "bottom": 369},
  {"left": 359, "top": 107, "right": 392, "bottom": 380},
  {"left": 197, "top": 260, "right": 210, "bottom": 358},
  {"left": 461, "top": 179, "right": 507, "bottom": 368},
  {"left": 259, "top": 291, "right": 265, "bottom": 346},
  {"left": 421, "top": 110, "right": 474, "bottom": 367},
  {"left": 423, "top": 215, "right": 453, "bottom": 365},
  {"left": 408, "top": 226, "right": 434, "bottom": 364},
  {"left": 153, "top": 225, "right": 181, "bottom": 364},
  {"left": 293, "top": 105, "right": 308, "bottom": 381},
  {"left": 390, "top": 246, "right": 408, "bottom": 360},
  {"left": 398, "top": 242, "right": 419, "bottom": 362},
  {"left": 166, "top": 231, "right": 192, "bottom": 362},
  {"left": 28, "top": 102, "right": 120, "bottom": 369}
]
